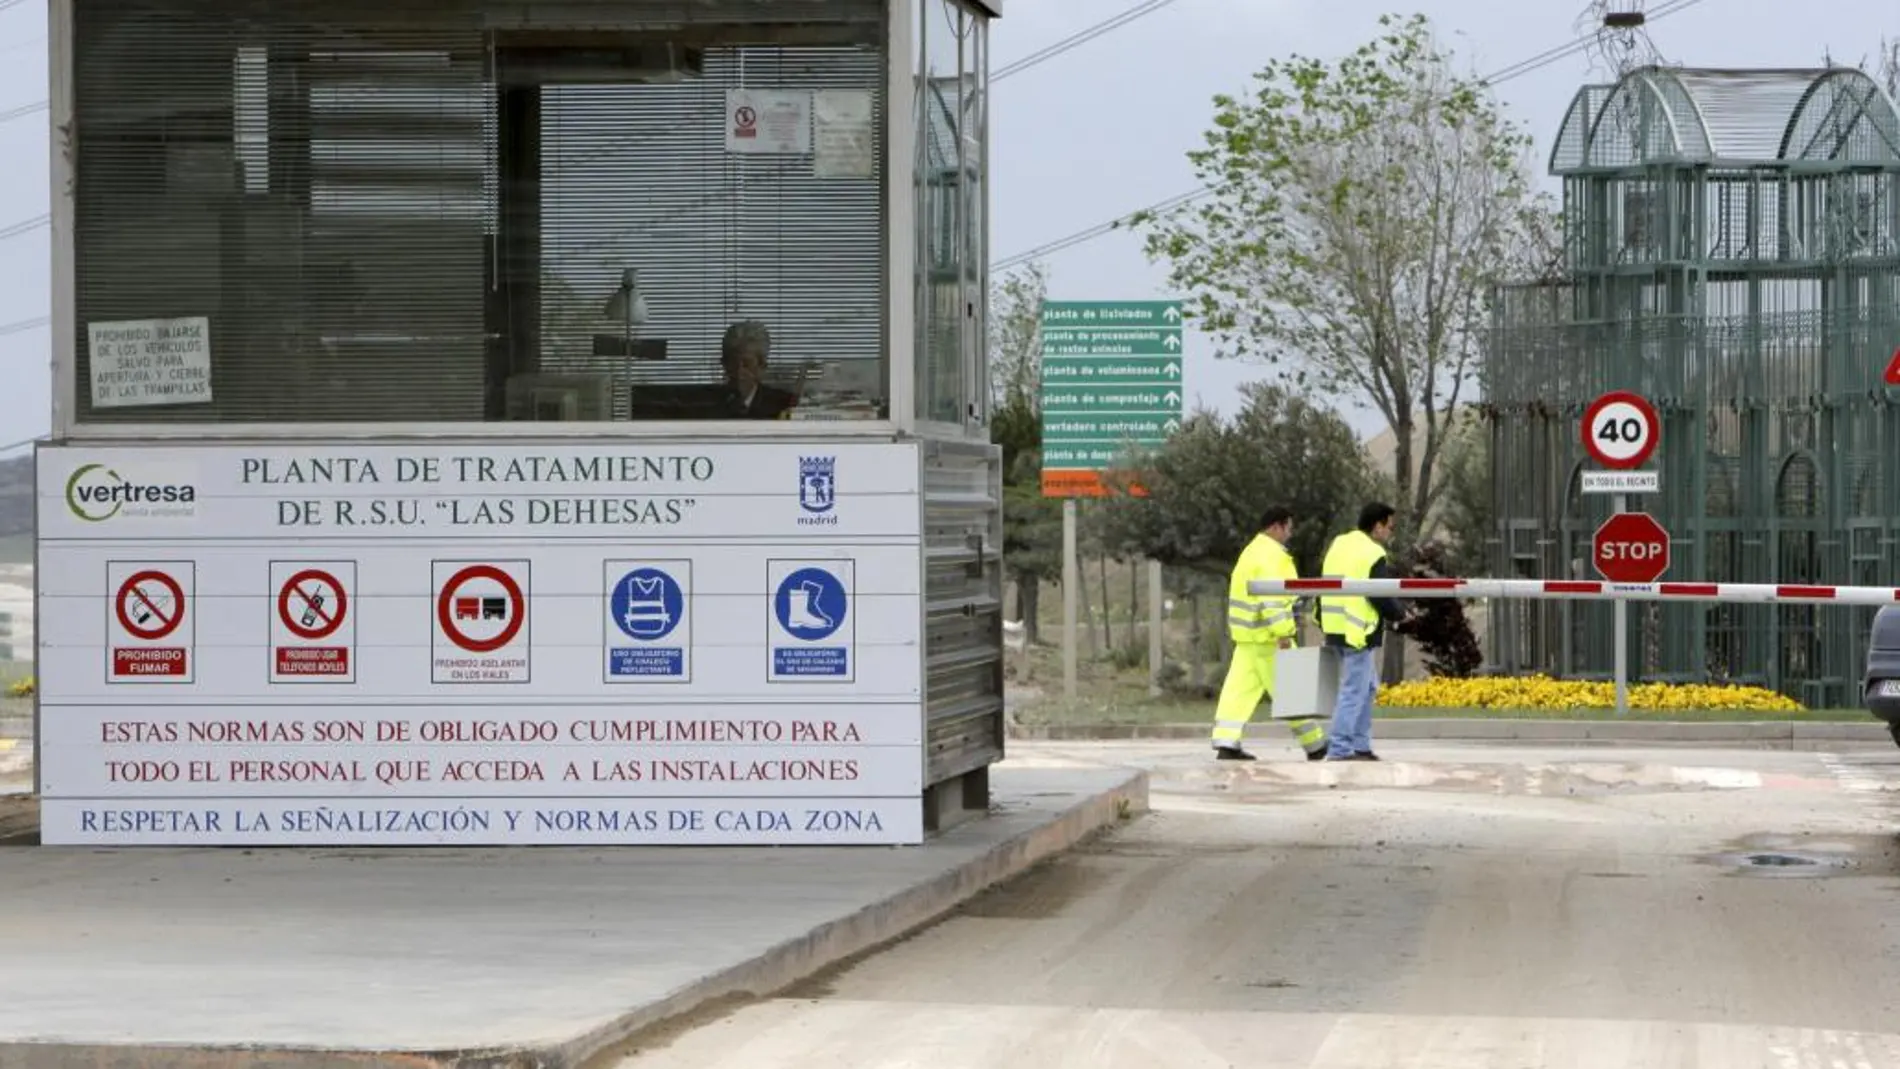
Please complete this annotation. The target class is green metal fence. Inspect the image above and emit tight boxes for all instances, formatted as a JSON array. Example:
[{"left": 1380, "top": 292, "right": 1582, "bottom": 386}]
[{"left": 1483, "top": 66, "right": 1900, "bottom": 707}]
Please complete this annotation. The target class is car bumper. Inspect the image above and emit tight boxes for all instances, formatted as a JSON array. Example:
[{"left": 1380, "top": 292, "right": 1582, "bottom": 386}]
[{"left": 1864, "top": 679, "right": 1900, "bottom": 724}]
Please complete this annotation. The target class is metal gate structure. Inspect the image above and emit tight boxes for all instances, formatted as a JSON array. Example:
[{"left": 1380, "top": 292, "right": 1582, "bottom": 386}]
[{"left": 1484, "top": 66, "right": 1900, "bottom": 707}]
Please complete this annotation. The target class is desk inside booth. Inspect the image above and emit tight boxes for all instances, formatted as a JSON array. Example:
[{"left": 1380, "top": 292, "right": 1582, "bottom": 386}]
[{"left": 506, "top": 321, "right": 887, "bottom": 424}]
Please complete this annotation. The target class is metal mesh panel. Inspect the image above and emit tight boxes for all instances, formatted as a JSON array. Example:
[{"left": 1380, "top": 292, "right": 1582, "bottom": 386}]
[
  {"left": 1781, "top": 70, "right": 1900, "bottom": 165},
  {"left": 1485, "top": 65, "right": 1900, "bottom": 704},
  {"left": 70, "top": 0, "right": 888, "bottom": 425}
]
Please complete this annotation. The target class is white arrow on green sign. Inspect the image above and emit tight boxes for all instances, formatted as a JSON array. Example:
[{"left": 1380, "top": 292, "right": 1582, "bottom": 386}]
[{"left": 1037, "top": 299, "right": 1185, "bottom": 471}]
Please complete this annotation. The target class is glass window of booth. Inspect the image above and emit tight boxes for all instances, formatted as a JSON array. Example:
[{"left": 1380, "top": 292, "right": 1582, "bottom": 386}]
[
  {"left": 69, "top": 0, "right": 889, "bottom": 426},
  {"left": 914, "top": 0, "right": 987, "bottom": 430}
]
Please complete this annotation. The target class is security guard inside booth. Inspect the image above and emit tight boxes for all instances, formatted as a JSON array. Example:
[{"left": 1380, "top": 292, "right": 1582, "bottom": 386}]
[{"left": 1210, "top": 507, "right": 1329, "bottom": 761}]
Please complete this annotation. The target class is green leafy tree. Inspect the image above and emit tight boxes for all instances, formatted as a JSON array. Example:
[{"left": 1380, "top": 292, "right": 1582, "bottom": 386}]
[
  {"left": 1131, "top": 13, "right": 1552, "bottom": 537},
  {"left": 989, "top": 262, "right": 1061, "bottom": 644},
  {"left": 990, "top": 262, "right": 1049, "bottom": 427},
  {"left": 1432, "top": 414, "right": 1494, "bottom": 578},
  {"left": 1092, "top": 383, "right": 1379, "bottom": 578}
]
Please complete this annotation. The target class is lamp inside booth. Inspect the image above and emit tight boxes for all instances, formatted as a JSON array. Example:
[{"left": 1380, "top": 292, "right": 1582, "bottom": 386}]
[
  {"left": 494, "top": 33, "right": 700, "bottom": 420},
  {"left": 595, "top": 267, "right": 666, "bottom": 362}
]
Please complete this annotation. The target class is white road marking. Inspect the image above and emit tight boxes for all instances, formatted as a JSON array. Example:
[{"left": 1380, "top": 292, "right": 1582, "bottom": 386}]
[{"left": 1816, "top": 753, "right": 1892, "bottom": 794}]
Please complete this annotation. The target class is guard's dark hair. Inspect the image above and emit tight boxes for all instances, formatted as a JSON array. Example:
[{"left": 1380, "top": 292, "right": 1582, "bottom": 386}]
[
  {"left": 1357, "top": 501, "right": 1397, "bottom": 533},
  {"left": 1259, "top": 506, "right": 1294, "bottom": 530}
]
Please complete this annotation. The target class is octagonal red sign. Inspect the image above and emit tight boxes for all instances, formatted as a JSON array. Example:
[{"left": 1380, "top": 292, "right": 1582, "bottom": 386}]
[{"left": 1593, "top": 512, "right": 1671, "bottom": 584}]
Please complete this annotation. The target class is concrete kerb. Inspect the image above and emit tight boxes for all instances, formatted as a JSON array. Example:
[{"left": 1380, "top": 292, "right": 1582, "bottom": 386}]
[
  {"left": 4, "top": 769, "right": 1150, "bottom": 1069},
  {"left": 551, "top": 770, "right": 1149, "bottom": 1069},
  {"left": 1009, "top": 719, "right": 1893, "bottom": 748}
]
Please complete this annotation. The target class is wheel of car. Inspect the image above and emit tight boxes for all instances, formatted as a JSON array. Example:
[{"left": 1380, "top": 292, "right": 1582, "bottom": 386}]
[{"left": 1890, "top": 722, "right": 1900, "bottom": 749}]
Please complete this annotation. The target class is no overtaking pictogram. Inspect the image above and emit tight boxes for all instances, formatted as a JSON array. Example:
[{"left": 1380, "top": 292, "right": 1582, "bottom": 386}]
[{"left": 436, "top": 564, "right": 526, "bottom": 654}]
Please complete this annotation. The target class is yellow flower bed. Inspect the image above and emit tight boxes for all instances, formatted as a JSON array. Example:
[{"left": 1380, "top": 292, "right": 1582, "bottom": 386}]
[
  {"left": 6, "top": 676, "right": 33, "bottom": 699},
  {"left": 1377, "top": 674, "right": 1802, "bottom": 713}
]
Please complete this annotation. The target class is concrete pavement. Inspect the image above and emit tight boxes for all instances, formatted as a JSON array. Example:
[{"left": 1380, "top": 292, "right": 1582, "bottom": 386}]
[
  {"left": 0, "top": 736, "right": 25, "bottom": 797},
  {"left": 0, "top": 765, "right": 1147, "bottom": 1069},
  {"left": 608, "top": 740, "right": 1900, "bottom": 1068}
]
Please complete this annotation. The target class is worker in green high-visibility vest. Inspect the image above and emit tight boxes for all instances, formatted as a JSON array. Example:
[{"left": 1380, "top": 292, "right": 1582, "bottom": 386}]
[
  {"left": 1210, "top": 506, "right": 1329, "bottom": 762},
  {"left": 1317, "top": 502, "right": 1415, "bottom": 761}
]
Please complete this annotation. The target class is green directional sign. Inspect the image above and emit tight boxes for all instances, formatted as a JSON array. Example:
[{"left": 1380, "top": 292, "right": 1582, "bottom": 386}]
[
  {"left": 1040, "top": 357, "right": 1183, "bottom": 383},
  {"left": 1040, "top": 301, "right": 1185, "bottom": 329},
  {"left": 1037, "top": 299, "right": 1186, "bottom": 497}
]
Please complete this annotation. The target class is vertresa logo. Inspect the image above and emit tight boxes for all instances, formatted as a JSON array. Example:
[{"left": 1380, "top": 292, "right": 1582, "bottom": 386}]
[{"left": 64, "top": 462, "right": 198, "bottom": 522}]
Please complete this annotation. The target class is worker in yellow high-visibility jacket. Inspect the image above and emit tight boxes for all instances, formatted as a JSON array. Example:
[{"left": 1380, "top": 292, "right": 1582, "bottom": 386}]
[
  {"left": 1317, "top": 501, "right": 1410, "bottom": 761},
  {"left": 1211, "top": 507, "right": 1329, "bottom": 761}
]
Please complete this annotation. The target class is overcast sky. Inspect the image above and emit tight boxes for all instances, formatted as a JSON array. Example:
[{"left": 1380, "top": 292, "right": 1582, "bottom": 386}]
[{"left": 0, "top": 0, "right": 1890, "bottom": 452}]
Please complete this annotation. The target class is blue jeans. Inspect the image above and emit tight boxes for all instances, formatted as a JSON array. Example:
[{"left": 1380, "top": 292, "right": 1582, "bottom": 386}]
[{"left": 1326, "top": 647, "right": 1378, "bottom": 758}]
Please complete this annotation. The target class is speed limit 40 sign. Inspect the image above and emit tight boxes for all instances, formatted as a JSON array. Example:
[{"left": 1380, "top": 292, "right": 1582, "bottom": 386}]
[{"left": 1581, "top": 391, "right": 1660, "bottom": 470}]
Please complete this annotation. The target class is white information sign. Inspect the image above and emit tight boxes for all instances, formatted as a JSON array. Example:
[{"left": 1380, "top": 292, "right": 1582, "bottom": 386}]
[
  {"left": 269, "top": 560, "right": 357, "bottom": 683},
  {"left": 1580, "top": 470, "right": 1660, "bottom": 495},
  {"left": 106, "top": 560, "right": 195, "bottom": 684},
  {"left": 35, "top": 442, "right": 927, "bottom": 847},
  {"left": 725, "top": 88, "right": 812, "bottom": 155},
  {"left": 767, "top": 558, "right": 856, "bottom": 683},
  {"left": 603, "top": 559, "right": 692, "bottom": 684},
  {"left": 814, "top": 89, "right": 875, "bottom": 178},
  {"left": 432, "top": 560, "right": 532, "bottom": 684},
  {"left": 88, "top": 316, "right": 212, "bottom": 408}
]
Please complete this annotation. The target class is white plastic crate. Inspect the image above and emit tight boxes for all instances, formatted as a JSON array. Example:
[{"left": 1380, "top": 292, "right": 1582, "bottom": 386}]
[{"left": 1270, "top": 645, "right": 1340, "bottom": 720}]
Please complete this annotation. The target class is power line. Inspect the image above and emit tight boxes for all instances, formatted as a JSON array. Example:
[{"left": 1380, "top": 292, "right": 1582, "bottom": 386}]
[
  {"left": 564, "top": 3, "right": 1186, "bottom": 256},
  {"left": 0, "top": 98, "right": 45, "bottom": 124},
  {"left": 991, "top": 0, "right": 1182, "bottom": 82},
  {"left": 990, "top": 0, "right": 1711, "bottom": 272},
  {"left": 0, "top": 435, "right": 45, "bottom": 453},
  {"left": 567, "top": 0, "right": 1179, "bottom": 175},
  {"left": 0, "top": 3, "right": 1170, "bottom": 257},
  {"left": 0, "top": 316, "right": 48, "bottom": 336},
  {"left": 0, "top": 214, "right": 47, "bottom": 241}
]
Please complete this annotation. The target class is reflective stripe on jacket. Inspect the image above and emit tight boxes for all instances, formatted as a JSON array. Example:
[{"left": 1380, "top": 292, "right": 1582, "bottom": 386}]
[
  {"left": 1227, "top": 533, "right": 1299, "bottom": 645},
  {"left": 1317, "top": 529, "right": 1386, "bottom": 649}
]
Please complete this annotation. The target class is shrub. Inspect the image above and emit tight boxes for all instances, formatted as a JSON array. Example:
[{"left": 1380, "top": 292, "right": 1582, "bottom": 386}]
[{"left": 1378, "top": 675, "right": 1802, "bottom": 713}]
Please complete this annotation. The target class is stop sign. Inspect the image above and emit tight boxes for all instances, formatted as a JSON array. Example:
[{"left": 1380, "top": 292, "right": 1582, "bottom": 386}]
[{"left": 1593, "top": 512, "right": 1671, "bottom": 583}]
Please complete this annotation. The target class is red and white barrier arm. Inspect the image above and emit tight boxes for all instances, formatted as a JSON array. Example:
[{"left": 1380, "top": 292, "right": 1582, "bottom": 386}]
[{"left": 1246, "top": 577, "right": 1900, "bottom": 607}]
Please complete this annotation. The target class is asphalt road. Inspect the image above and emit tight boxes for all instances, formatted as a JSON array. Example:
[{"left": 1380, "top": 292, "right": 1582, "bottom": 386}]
[{"left": 611, "top": 739, "right": 1900, "bottom": 1069}]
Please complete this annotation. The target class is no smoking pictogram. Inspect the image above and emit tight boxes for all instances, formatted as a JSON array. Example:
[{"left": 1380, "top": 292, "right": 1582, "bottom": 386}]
[
  {"left": 734, "top": 105, "right": 758, "bottom": 131},
  {"left": 436, "top": 564, "right": 526, "bottom": 654},
  {"left": 278, "top": 568, "right": 347, "bottom": 641},
  {"left": 115, "top": 570, "right": 184, "bottom": 641}
]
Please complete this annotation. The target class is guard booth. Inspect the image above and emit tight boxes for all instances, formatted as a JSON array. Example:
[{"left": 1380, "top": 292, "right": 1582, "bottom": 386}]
[{"left": 32, "top": 0, "right": 1004, "bottom": 847}]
